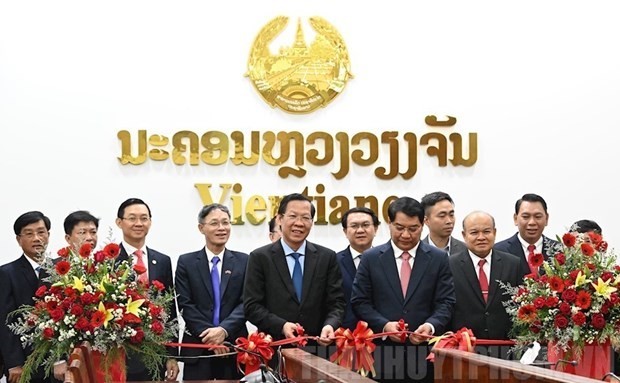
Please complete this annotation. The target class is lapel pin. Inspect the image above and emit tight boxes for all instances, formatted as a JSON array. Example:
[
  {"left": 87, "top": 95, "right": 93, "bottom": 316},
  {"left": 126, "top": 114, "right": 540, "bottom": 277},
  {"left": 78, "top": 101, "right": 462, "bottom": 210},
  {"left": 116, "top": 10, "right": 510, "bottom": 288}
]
[
  {"left": 152, "top": 260, "right": 157, "bottom": 265},
  {"left": 225, "top": 270, "right": 232, "bottom": 275}
]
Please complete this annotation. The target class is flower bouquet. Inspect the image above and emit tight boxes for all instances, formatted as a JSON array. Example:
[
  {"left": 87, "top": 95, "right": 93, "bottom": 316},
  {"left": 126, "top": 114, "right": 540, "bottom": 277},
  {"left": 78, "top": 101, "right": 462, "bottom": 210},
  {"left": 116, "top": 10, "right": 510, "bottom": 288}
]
[
  {"left": 8, "top": 242, "right": 177, "bottom": 383},
  {"left": 504, "top": 230, "right": 619, "bottom": 376}
]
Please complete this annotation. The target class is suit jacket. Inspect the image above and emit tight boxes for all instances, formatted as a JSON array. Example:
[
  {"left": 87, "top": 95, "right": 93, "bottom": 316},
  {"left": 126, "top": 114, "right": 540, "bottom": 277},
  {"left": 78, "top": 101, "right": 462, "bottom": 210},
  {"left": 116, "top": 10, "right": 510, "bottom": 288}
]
[
  {"left": 448, "top": 249, "right": 524, "bottom": 340},
  {"left": 244, "top": 240, "right": 345, "bottom": 340},
  {"left": 118, "top": 245, "right": 177, "bottom": 377},
  {"left": 0, "top": 255, "right": 51, "bottom": 381},
  {"left": 351, "top": 240, "right": 456, "bottom": 335},
  {"left": 336, "top": 246, "right": 359, "bottom": 330},
  {"left": 494, "top": 233, "right": 560, "bottom": 276},
  {"left": 175, "top": 248, "right": 248, "bottom": 378},
  {"left": 422, "top": 235, "right": 467, "bottom": 256}
]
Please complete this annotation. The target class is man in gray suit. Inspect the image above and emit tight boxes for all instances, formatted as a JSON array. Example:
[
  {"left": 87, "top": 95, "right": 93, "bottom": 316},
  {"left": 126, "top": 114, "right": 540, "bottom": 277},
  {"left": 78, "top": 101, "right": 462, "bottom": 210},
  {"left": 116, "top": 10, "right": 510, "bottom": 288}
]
[{"left": 420, "top": 191, "right": 467, "bottom": 256}]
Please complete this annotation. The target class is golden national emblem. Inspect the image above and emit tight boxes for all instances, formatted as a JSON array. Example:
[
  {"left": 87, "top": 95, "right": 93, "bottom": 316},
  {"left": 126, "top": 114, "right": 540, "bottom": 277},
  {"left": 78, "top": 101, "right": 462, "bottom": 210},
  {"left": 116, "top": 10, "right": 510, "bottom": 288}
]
[{"left": 246, "top": 16, "right": 353, "bottom": 114}]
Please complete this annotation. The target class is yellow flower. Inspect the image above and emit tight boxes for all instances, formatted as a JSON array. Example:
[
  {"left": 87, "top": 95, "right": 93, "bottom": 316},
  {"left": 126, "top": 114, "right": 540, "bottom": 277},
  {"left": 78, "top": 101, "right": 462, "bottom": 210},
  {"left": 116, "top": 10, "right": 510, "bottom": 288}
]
[
  {"left": 98, "top": 302, "right": 114, "bottom": 328},
  {"left": 591, "top": 277, "right": 617, "bottom": 300},
  {"left": 72, "top": 276, "right": 84, "bottom": 292},
  {"left": 126, "top": 296, "right": 145, "bottom": 316},
  {"left": 99, "top": 274, "right": 109, "bottom": 293},
  {"left": 574, "top": 271, "right": 591, "bottom": 288}
]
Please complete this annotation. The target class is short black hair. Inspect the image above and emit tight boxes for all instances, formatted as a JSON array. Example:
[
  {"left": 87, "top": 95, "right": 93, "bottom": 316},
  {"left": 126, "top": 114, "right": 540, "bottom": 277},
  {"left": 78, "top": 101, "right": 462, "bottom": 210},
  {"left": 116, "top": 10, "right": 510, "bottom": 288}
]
[
  {"left": 14, "top": 211, "right": 51, "bottom": 235},
  {"left": 572, "top": 219, "right": 602, "bottom": 234},
  {"left": 420, "top": 191, "right": 454, "bottom": 215},
  {"left": 387, "top": 197, "right": 424, "bottom": 223},
  {"left": 341, "top": 207, "right": 380, "bottom": 229},
  {"left": 117, "top": 198, "right": 152, "bottom": 219},
  {"left": 64, "top": 210, "right": 99, "bottom": 235},
  {"left": 268, "top": 216, "right": 278, "bottom": 233},
  {"left": 276, "top": 193, "right": 316, "bottom": 218},
  {"left": 515, "top": 193, "right": 548, "bottom": 215},
  {"left": 198, "top": 203, "right": 231, "bottom": 223}
]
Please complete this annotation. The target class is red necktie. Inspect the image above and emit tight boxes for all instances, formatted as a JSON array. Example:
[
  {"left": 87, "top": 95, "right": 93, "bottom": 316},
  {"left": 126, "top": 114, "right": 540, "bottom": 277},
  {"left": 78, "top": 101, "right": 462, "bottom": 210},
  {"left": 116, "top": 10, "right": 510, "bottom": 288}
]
[
  {"left": 134, "top": 249, "right": 148, "bottom": 283},
  {"left": 527, "top": 244, "right": 538, "bottom": 275},
  {"left": 478, "top": 259, "right": 489, "bottom": 303},
  {"left": 400, "top": 252, "right": 412, "bottom": 297}
]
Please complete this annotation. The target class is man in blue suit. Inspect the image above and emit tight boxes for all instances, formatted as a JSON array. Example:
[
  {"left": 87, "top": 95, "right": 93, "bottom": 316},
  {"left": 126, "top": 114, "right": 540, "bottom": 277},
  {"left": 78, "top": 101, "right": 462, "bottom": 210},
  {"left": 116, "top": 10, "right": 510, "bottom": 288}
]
[
  {"left": 351, "top": 197, "right": 456, "bottom": 383},
  {"left": 176, "top": 203, "right": 249, "bottom": 380},
  {"left": 336, "top": 207, "right": 380, "bottom": 330}
]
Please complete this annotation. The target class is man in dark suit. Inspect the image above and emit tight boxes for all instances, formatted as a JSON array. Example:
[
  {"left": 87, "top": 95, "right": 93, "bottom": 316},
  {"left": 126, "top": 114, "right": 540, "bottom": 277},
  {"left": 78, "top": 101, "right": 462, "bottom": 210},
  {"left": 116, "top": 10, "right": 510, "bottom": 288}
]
[
  {"left": 244, "top": 193, "right": 345, "bottom": 346},
  {"left": 175, "top": 204, "right": 249, "bottom": 380},
  {"left": 115, "top": 198, "right": 179, "bottom": 381},
  {"left": 63, "top": 210, "right": 99, "bottom": 251},
  {"left": 449, "top": 211, "right": 523, "bottom": 356},
  {"left": 336, "top": 207, "right": 380, "bottom": 330},
  {"left": 495, "top": 193, "right": 560, "bottom": 276},
  {"left": 420, "top": 191, "right": 467, "bottom": 256},
  {"left": 351, "top": 197, "right": 456, "bottom": 383},
  {"left": 0, "top": 211, "right": 54, "bottom": 383}
]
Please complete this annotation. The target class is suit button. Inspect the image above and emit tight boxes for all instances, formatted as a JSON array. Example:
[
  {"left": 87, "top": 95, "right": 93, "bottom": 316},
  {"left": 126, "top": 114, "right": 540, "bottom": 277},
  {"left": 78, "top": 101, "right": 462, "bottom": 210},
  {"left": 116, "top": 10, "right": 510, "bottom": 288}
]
[
  {"left": 484, "top": 312, "right": 489, "bottom": 316},
  {"left": 403, "top": 310, "right": 408, "bottom": 314}
]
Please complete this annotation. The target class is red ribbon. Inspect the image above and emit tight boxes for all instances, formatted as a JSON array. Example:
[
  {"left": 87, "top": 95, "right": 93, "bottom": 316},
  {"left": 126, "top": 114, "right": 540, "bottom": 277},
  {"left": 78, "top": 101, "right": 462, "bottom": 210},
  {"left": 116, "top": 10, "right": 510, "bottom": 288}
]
[
  {"left": 235, "top": 332, "right": 275, "bottom": 375},
  {"left": 330, "top": 321, "right": 376, "bottom": 376},
  {"left": 426, "top": 327, "right": 515, "bottom": 362}
]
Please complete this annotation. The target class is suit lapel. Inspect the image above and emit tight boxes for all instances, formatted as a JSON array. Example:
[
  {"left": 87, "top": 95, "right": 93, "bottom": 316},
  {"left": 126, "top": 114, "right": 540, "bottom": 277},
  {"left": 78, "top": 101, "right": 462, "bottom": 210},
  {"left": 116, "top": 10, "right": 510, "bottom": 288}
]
[
  {"left": 300, "top": 243, "right": 318, "bottom": 305},
  {"left": 380, "top": 245, "right": 403, "bottom": 304},
  {"left": 146, "top": 247, "right": 157, "bottom": 282},
  {"left": 487, "top": 252, "right": 502, "bottom": 306},
  {"left": 271, "top": 243, "right": 298, "bottom": 303},
  {"left": 458, "top": 252, "right": 486, "bottom": 306},
  {"left": 220, "top": 249, "right": 235, "bottom": 297},
  {"left": 340, "top": 248, "right": 357, "bottom": 280},
  {"left": 197, "top": 249, "right": 215, "bottom": 300},
  {"left": 404, "top": 246, "right": 431, "bottom": 304},
  {"left": 19, "top": 255, "right": 38, "bottom": 291}
]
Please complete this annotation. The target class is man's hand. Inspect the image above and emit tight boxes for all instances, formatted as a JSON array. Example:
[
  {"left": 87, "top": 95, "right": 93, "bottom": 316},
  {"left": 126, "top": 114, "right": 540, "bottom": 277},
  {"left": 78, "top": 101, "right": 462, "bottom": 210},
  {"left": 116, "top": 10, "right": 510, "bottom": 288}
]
[
  {"left": 317, "top": 325, "right": 335, "bottom": 346},
  {"left": 383, "top": 321, "right": 406, "bottom": 343},
  {"left": 282, "top": 322, "right": 299, "bottom": 339},
  {"left": 53, "top": 361, "right": 67, "bottom": 380},
  {"left": 409, "top": 323, "right": 433, "bottom": 345},
  {"left": 165, "top": 358, "right": 179, "bottom": 381},
  {"left": 200, "top": 326, "right": 227, "bottom": 345},
  {"left": 8, "top": 366, "right": 23, "bottom": 383}
]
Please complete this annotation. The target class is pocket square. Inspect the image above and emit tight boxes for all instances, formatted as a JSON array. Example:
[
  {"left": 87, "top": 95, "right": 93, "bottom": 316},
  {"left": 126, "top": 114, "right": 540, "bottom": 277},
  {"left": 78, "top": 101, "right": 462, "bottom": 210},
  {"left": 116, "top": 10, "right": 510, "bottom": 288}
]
[{"left": 224, "top": 270, "right": 232, "bottom": 275}]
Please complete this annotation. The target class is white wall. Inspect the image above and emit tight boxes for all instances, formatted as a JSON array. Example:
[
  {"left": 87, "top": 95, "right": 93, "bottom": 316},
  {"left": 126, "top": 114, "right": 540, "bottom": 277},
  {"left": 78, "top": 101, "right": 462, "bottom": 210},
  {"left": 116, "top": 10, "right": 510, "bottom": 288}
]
[{"left": 1, "top": 1, "right": 619, "bottom": 263}]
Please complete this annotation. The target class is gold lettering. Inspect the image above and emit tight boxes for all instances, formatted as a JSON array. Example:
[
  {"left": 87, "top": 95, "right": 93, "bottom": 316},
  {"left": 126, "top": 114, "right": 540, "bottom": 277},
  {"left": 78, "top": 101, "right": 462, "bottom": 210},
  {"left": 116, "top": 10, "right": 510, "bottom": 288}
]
[
  {"left": 328, "top": 195, "right": 350, "bottom": 225},
  {"left": 351, "top": 132, "right": 378, "bottom": 166},
  {"left": 230, "top": 183, "right": 244, "bottom": 224},
  {"left": 420, "top": 132, "right": 448, "bottom": 167},
  {"left": 375, "top": 132, "right": 399, "bottom": 180},
  {"left": 201, "top": 131, "right": 228, "bottom": 165},
  {"left": 306, "top": 132, "right": 333, "bottom": 166},
  {"left": 401, "top": 133, "right": 417, "bottom": 179},
  {"left": 194, "top": 183, "right": 232, "bottom": 205},
  {"left": 118, "top": 130, "right": 147, "bottom": 165},
  {"left": 172, "top": 131, "right": 199, "bottom": 165},
  {"left": 231, "top": 131, "right": 260, "bottom": 165},
  {"left": 450, "top": 133, "right": 478, "bottom": 166},
  {"left": 245, "top": 195, "right": 267, "bottom": 225},
  {"left": 332, "top": 132, "right": 350, "bottom": 180}
]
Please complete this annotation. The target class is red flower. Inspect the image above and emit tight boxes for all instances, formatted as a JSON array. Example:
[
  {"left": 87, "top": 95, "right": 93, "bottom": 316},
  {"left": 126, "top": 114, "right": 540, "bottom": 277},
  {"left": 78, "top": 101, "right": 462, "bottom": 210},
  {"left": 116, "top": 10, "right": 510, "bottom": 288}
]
[
  {"left": 558, "top": 302, "right": 571, "bottom": 315},
  {"left": 35, "top": 285, "right": 47, "bottom": 298},
  {"left": 533, "top": 297, "right": 546, "bottom": 309},
  {"left": 133, "top": 264, "right": 147, "bottom": 275},
  {"left": 568, "top": 270, "right": 580, "bottom": 281},
  {"left": 90, "top": 311, "right": 105, "bottom": 328},
  {"left": 517, "top": 305, "right": 538, "bottom": 323},
  {"left": 591, "top": 313, "right": 606, "bottom": 330},
  {"left": 572, "top": 312, "right": 586, "bottom": 326},
  {"left": 530, "top": 320, "right": 542, "bottom": 333},
  {"left": 561, "top": 289, "right": 577, "bottom": 303},
  {"left": 575, "top": 291, "right": 592, "bottom": 309},
  {"left": 70, "top": 304, "right": 84, "bottom": 316},
  {"left": 581, "top": 243, "right": 595, "bottom": 257},
  {"left": 562, "top": 233, "right": 576, "bottom": 247},
  {"left": 123, "top": 313, "right": 142, "bottom": 324},
  {"left": 554, "top": 315, "right": 569, "bottom": 329},
  {"left": 64, "top": 287, "right": 77, "bottom": 298},
  {"left": 131, "top": 328, "right": 145, "bottom": 344},
  {"left": 588, "top": 232, "right": 603, "bottom": 246},
  {"left": 549, "top": 276, "right": 564, "bottom": 292},
  {"left": 103, "top": 243, "right": 121, "bottom": 258},
  {"left": 55, "top": 260, "right": 71, "bottom": 275},
  {"left": 93, "top": 251, "right": 105, "bottom": 263},
  {"left": 80, "top": 292, "right": 95, "bottom": 305},
  {"left": 598, "top": 241, "right": 608, "bottom": 252},
  {"left": 151, "top": 321, "right": 164, "bottom": 335},
  {"left": 43, "top": 327, "right": 54, "bottom": 339},
  {"left": 84, "top": 263, "right": 96, "bottom": 274},
  {"left": 57, "top": 247, "right": 70, "bottom": 258},
  {"left": 50, "top": 308, "right": 65, "bottom": 321},
  {"left": 151, "top": 280, "right": 165, "bottom": 291},
  {"left": 545, "top": 296, "right": 559, "bottom": 307},
  {"left": 602, "top": 271, "right": 614, "bottom": 282},
  {"left": 149, "top": 304, "right": 163, "bottom": 318},
  {"left": 529, "top": 253, "right": 544, "bottom": 267},
  {"left": 79, "top": 243, "right": 92, "bottom": 258},
  {"left": 555, "top": 253, "right": 566, "bottom": 265},
  {"left": 75, "top": 317, "right": 90, "bottom": 331}
]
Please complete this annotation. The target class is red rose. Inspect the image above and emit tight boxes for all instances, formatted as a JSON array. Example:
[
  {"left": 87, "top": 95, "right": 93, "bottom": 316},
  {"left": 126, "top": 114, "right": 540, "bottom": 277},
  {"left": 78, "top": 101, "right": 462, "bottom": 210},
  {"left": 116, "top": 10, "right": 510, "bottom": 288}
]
[
  {"left": 530, "top": 320, "right": 542, "bottom": 333},
  {"left": 133, "top": 264, "right": 147, "bottom": 275},
  {"left": 572, "top": 312, "right": 586, "bottom": 326},
  {"left": 46, "top": 300, "right": 58, "bottom": 311},
  {"left": 43, "top": 327, "right": 54, "bottom": 339},
  {"left": 152, "top": 280, "right": 165, "bottom": 291},
  {"left": 591, "top": 313, "right": 606, "bottom": 330},
  {"left": 581, "top": 243, "right": 595, "bottom": 257},
  {"left": 575, "top": 291, "right": 592, "bottom": 309},
  {"left": 55, "top": 260, "right": 71, "bottom": 275},
  {"left": 558, "top": 302, "right": 571, "bottom": 315},
  {"left": 50, "top": 308, "right": 64, "bottom": 321},
  {"left": 554, "top": 315, "right": 569, "bottom": 329},
  {"left": 80, "top": 292, "right": 95, "bottom": 305},
  {"left": 561, "top": 289, "right": 577, "bottom": 303},
  {"left": 70, "top": 304, "right": 84, "bottom": 316},
  {"left": 131, "top": 328, "right": 145, "bottom": 344},
  {"left": 545, "top": 296, "right": 559, "bottom": 307},
  {"left": 57, "top": 247, "right": 70, "bottom": 258},
  {"left": 602, "top": 271, "right": 614, "bottom": 282},
  {"left": 93, "top": 251, "right": 105, "bottom": 263},
  {"left": 611, "top": 293, "right": 620, "bottom": 305},
  {"left": 151, "top": 321, "right": 164, "bottom": 335},
  {"left": 64, "top": 287, "right": 77, "bottom": 298},
  {"left": 149, "top": 305, "right": 163, "bottom": 318},
  {"left": 122, "top": 313, "right": 142, "bottom": 324},
  {"left": 84, "top": 263, "right": 96, "bottom": 274},
  {"left": 555, "top": 253, "right": 566, "bottom": 265},
  {"left": 598, "top": 241, "right": 609, "bottom": 252},
  {"left": 568, "top": 270, "right": 580, "bottom": 281},
  {"left": 79, "top": 243, "right": 92, "bottom": 258},
  {"left": 588, "top": 232, "right": 602, "bottom": 246},
  {"left": 75, "top": 317, "right": 89, "bottom": 331},
  {"left": 103, "top": 243, "right": 121, "bottom": 259},
  {"left": 562, "top": 233, "right": 576, "bottom": 247},
  {"left": 35, "top": 285, "right": 48, "bottom": 298},
  {"left": 533, "top": 297, "right": 546, "bottom": 309}
]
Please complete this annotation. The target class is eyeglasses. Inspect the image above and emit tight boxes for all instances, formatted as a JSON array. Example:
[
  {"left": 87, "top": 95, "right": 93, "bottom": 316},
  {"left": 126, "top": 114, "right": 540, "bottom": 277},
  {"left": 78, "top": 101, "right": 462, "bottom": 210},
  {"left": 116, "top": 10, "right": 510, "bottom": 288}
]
[
  {"left": 348, "top": 222, "right": 374, "bottom": 230},
  {"left": 203, "top": 220, "right": 231, "bottom": 228},
  {"left": 19, "top": 229, "right": 49, "bottom": 239},
  {"left": 283, "top": 214, "right": 313, "bottom": 224},
  {"left": 122, "top": 216, "right": 151, "bottom": 224},
  {"left": 391, "top": 223, "right": 421, "bottom": 234}
]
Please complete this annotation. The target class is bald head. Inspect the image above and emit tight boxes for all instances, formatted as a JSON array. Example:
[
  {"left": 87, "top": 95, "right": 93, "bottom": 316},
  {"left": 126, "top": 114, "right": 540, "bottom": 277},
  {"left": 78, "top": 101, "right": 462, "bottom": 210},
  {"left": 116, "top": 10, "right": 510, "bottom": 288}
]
[{"left": 462, "top": 211, "right": 497, "bottom": 258}]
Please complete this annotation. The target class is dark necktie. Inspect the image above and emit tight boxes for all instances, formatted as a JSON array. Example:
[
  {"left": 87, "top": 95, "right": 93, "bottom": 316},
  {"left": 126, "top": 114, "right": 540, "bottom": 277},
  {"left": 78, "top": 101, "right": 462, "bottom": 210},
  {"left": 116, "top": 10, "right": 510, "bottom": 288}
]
[
  {"left": 478, "top": 259, "right": 489, "bottom": 302},
  {"left": 211, "top": 256, "right": 221, "bottom": 325},
  {"left": 527, "top": 244, "right": 538, "bottom": 275},
  {"left": 290, "top": 253, "right": 303, "bottom": 301}
]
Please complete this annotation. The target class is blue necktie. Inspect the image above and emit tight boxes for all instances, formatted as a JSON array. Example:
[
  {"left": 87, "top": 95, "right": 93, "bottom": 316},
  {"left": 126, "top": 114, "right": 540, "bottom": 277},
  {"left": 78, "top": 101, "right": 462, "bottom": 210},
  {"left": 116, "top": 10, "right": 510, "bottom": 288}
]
[
  {"left": 291, "top": 253, "right": 303, "bottom": 301},
  {"left": 211, "top": 256, "right": 221, "bottom": 326}
]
